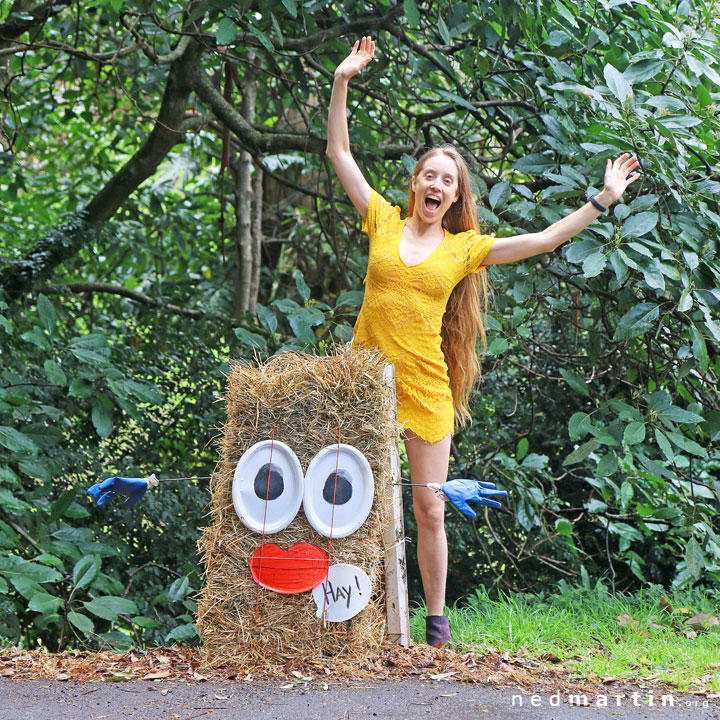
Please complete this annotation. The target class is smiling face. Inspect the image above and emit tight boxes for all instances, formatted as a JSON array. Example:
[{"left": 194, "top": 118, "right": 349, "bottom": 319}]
[{"left": 410, "top": 152, "right": 460, "bottom": 225}]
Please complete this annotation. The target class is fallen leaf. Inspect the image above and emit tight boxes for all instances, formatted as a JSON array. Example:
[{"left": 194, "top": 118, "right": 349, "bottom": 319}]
[
  {"left": 106, "top": 672, "right": 133, "bottom": 682},
  {"left": 280, "top": 684, "right": 294, "bottom": 690},
  {"left": 56, "top": 673, "right": 68, "bottom": 681},
  {"left": 143, "top": 670, "right": 171, "bottom": 680},
  {"left": 539, "top": 653, "right": 561, "bottom": 664},
  {"left": 659, "top": 595, "right": 673, "bottom": 614},
  {"left": 682, "top": 629, "right": 698, "bottom": 639},
  {"left": 160, "top": 688, "right": 170, "bottom": 696},
  {"left": 617, "top": 614, "right": 639, "bottom": 628},
  {"left": 684, "top": 613, "right": 719, "bottom": 631},
  {"left": 193, "top": 672, "right": 208, "bottom": 682},
  {"left": 0, "top": 670, "right": 14, "bottom": 677},
  {"left": 708, "top": 663, "right": 720, "bottom": 670},
  {"left": 602, "top": 676, "right": 618, "bottom": 684},
  {"left": 428, "top": 671, "right": 456, "bottom": 681},
  {"left": 439, "top": 692, "right": 458, "bottom": 697}
]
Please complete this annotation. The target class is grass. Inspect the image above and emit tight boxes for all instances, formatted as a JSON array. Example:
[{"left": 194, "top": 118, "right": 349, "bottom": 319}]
[{"left": 410, "top": 584, "right": 720, "bottom": 692}]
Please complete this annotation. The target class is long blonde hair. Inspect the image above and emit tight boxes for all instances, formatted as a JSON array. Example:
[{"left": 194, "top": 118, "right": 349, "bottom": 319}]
[{"left": 407, "top": 145, "right": 490, "bottom": 426}]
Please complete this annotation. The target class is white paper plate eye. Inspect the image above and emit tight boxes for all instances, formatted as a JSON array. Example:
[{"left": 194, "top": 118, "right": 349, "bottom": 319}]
[
  {"left": 232, "top": 440, "right": 304, "bottom": 534},
  {"left": 303, "top": 444, "right": 374, "bottom": 538}
]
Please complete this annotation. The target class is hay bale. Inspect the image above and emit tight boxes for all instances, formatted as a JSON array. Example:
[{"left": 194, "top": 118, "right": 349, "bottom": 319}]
[{"left": 196, "top": 345, "right": 400, "bottom": 667}]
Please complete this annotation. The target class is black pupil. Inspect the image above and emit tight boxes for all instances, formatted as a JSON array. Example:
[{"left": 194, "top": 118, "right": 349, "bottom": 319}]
[
  {"left": 254, "top": 463, "right": 284, "bottom": 501},
  {"left": 323, "top": 469, "right": 352, "bottom": 505}
]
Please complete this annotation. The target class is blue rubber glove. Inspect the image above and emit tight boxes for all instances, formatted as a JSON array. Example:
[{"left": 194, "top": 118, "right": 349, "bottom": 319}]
[
  {"left": 441, "top": 478, "right": 507, "bottom": 519},
  {"left": 87, "top": 476, "right": 154, "bottom": 508}
]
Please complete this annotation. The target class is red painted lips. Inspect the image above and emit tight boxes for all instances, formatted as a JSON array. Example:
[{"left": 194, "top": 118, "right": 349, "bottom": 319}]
[{"left": 249, "top": 542, "right": 329, "bottom": 594}]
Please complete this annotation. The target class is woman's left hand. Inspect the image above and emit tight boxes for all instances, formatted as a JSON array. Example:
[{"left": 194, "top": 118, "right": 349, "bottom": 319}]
[{"left": 602, "top": 153, "right": 641, "bottom": 203}]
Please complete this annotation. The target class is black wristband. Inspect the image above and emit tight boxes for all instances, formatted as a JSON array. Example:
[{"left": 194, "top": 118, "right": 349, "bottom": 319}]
[{"left": 589, "top": 195, "right": 607, "bottom": 213}]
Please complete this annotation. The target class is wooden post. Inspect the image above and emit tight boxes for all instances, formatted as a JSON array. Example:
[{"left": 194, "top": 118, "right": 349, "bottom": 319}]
[{"left": 382, "top": 364, "right": 410, "bottom": 646}]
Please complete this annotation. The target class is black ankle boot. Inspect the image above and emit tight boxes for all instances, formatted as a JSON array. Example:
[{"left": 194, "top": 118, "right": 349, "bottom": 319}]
[{"left": 425, "top": 614, "right": 452, "bottom": 648}]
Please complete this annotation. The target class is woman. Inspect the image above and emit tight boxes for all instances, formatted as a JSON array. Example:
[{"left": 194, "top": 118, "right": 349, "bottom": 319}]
[{"left": 326, "top": 37, "right": 640, "bottom": 647}]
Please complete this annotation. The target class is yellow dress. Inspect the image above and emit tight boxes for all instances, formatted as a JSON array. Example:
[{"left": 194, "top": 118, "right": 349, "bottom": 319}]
[{"left": 352, "top": 189, "right": 496, "bottom": 444}]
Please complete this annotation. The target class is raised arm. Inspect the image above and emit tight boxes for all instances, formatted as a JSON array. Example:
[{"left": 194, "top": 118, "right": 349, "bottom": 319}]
[
  {"left": 326, "top": 37, "right": 375, "bottom": 219},
  {"left": 483, "top": 154, "right": 641, "bottom": 265}
]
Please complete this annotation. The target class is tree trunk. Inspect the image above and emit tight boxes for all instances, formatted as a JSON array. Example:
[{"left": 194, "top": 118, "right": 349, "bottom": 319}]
[
  {"left": 249, "top": 162, "right": 263, "bottom": 315},
  {"left": 229, "top": 60, "right": 258, "bottom": 318}
]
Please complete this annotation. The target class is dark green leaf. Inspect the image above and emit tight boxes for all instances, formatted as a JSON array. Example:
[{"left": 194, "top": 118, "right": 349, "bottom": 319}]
[
  {"left": 403, "top": 0, "right": 419, "bottom": 27},
  {"left": 295, "top": 271, "right": 310, "bottom": 303},
  {"left": 234, "top": 327, "right": 266, "bottom": 350},
  {"left": 288, "top": 315, "right": 315, "bottom": 345},
  {"left": 68, "top": 611, "right": 94, "bottom": 634},
  {"left": 659, "top": 407, "right": 704, "bottom": 424},
  {"left": 83, "top": 596, "right": 138, "bottom": 621},
  {"left": 690, "top": 325, "right": 709, "bottom": 370},
  {"left": 623, "top": 421, "right": 646, "bottom": 446},
  {"left": 335, "top": 290, "right": 364, "bottom": 308},
  {"left": 216, "top": 17, "right": 236, "bottom": 45},
  {"left": 559, "top": 369, "right": 589, "bottom": 397},
  {"left": 91, "top": 401, "right": 113, "bottom": 439},
  {"left": 248, "top": 25, "right": 274, "bottom": 52},
  {"left": 165, "top": 623, "right": 198, "bottom": 642},
  {"left": 613, "top": 303, "right": 658, "bottom": 341},
  {"left": 168, "top": 575, "right": 191, "bottom": 602},
  {"left": 43, "top": 359, "right": 67, "bottom": 385},
  {"left": 37, "top": 294, "right": 56, "bottom": 334},
  {"left": 563, "top": 438, "right": 599, "bottom": 466},
  {"left": 555, "top": 519, "right": 574, "bottom": 535},
  {"left": 568, "top": 412, "right": 592, "bottom": 441},
  {"left": 0, "top": 426, "right": 39, "bottom": 454},
  {"left": 281, "top": 0, "right": 297, "bottom": 17},
  {"left": 256, "top": 304, "right": 277, "bottom": 333},
  {"left": 50, "top": 487, "right": 77, "bottom": 522},
  {"left": 73, "top": 555, "right": 100, "bottom": 590},
  {"left": 685, "top": 536, "right": 705, "bottom": 578},
  {"left": 604, "top": 63, "right": 632, "bottom": 103},
  {"left": 621, "top": 211, "right": 658, "bottom": 238},
  {"left": 489, "top": 181, "right": 511, "bottom": 210},
  {"left": 516, "top": 437, "right": 529, "bottom": 461},
  {"left": 582, "top": 251, "right": 606, "bottom": 277},
  {"left": 28, "top": 591, "right": 63, "bottom": 614}
]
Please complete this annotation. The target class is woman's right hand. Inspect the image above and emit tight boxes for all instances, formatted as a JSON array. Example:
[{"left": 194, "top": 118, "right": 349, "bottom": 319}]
[{"left": 334, "top": 36, "right": 376, "bottom": 81}]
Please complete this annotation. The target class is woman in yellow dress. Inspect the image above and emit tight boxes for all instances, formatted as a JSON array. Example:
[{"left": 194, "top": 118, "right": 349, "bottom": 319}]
[{"left": 326, "top": 37, "right": 640, "bottom": 646}]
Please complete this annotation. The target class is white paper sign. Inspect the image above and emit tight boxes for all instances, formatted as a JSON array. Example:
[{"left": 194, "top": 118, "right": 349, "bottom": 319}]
[{"left": 312, "top": 564, "right": 371, "bottom": 622}]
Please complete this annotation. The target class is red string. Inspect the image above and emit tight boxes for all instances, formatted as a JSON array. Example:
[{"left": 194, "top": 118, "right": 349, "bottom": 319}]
[
  {"left": 254, "top": 427, "right": 275, "bottom": 623},
  {"left": 320, "top": 426, "right": 342, "bottom": 625}
]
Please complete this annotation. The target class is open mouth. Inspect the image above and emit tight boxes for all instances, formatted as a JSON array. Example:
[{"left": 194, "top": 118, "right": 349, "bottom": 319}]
[{"left": 424, "top": 196, "right": 441, "bottom": 212}]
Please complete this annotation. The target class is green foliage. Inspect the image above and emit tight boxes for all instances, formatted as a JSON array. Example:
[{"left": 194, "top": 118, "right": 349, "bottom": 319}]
[
  {"left": 411, "top": 584, "right": 720, "bottom": 691},
  {"left": 1, "top": 0, "right": 719, "bottom": 652}
]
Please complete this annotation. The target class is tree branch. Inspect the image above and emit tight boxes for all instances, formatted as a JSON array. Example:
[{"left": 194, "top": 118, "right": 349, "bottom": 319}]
[
  {"left": 0, "top": 39, "right": 202, "bottom": 301},
  {"left": 36, "top": 281, "right": 234, "bottom": 324},
  {"left": 0, "top": 0, "right": 71, "bottom": 37}
]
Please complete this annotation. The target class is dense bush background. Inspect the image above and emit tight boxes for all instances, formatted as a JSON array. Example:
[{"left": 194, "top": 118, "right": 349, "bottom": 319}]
[{"left": 1, "top": 0, "right": 718, "bottom": 649}]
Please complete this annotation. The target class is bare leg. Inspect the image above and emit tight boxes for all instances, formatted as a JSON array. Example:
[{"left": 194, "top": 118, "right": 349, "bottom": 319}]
[{"left": 404, "top": 429, "right": 451, "bottom": 616}]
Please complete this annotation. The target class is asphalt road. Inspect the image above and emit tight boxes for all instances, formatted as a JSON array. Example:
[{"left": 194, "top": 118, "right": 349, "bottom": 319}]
[{"left": 1, "top": 679, "right": 718, "bottom": 720}]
